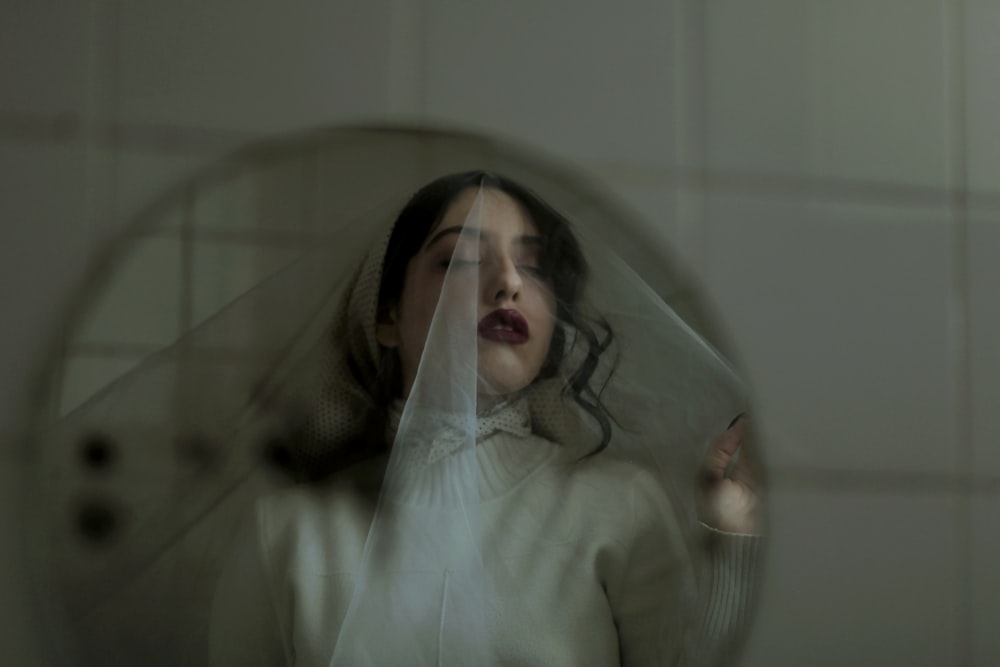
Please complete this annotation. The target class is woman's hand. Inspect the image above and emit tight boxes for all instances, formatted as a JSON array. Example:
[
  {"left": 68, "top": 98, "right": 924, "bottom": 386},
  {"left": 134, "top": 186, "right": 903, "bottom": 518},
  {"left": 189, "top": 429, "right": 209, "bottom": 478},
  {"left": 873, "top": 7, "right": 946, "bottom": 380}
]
[{"left": 696, "top": 415, "right": 762, "bottom": 535}]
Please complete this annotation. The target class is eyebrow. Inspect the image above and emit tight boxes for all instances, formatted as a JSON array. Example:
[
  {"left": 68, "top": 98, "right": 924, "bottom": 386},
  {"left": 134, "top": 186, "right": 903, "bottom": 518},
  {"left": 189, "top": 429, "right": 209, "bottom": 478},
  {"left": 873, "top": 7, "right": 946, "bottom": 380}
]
[{"left": 423, "top": 226, "right": 543, "bottom": 251}]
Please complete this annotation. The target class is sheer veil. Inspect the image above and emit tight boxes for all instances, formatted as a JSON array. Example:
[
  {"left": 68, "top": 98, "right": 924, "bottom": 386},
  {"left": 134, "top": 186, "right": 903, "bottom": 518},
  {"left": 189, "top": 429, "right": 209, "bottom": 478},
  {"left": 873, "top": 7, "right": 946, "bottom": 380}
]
[{"left": 21, "top": 127, "right": 755, "bottom": 666}]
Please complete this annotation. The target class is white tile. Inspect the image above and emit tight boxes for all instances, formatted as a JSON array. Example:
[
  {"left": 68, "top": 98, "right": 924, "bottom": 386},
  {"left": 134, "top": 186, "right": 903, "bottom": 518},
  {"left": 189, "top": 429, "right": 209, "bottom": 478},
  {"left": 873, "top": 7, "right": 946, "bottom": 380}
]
[
  {"left": 74, "top": 237, "right": 184, "bottom": 348},
  {"left": 0, "top": 139, "right": 90, "bottom": 436},
  {"left": 705, "top": 0, "right": 949, "bottom": 188},
  {"left": 591, "top": 177, "right": 679, "bottom": 250},
  {"left": 58, "top": 144, "right": 223, "bottom": 248},
  {"left": 185, "top": 130, "right": 439, "bottom": 236},
  {"left": 969, "top": 213, "right": 1000, "bottom": 475},
  {"left": 191, "top": 152, "right": 313, "bottom": 232},
  {"left": 704, "top": 194, "right": 956, "bottom": 474},
  {"left": 0, "top": 466, "right": 49, "bottom": 666},
  {"left": 966, "top": 0, "right": 1000, "bottom": 195},
  {"left": 423, "top": 0, "right": 677, "bottom": 168},
  {"left": 0, "top": 140, "right": 89, "bottom": 280},
  {"left": 113, "top": 147, "right": 222, "bottom": 228},
  {"left": 191, "top": 241, "right": 301, "bottom": 336},
  {"left": 386, "top": 0, "right": 425, "bottom": 117},
  {"left": 58, "top": 355, "right": 146, "bottom": 417},
  {"left": 807, "top": 0, "right": 949, "bottom": 187},
  {"left": 589, "top": 176, "right": 715, "bottom": 293},
  {"left": 703, "top": 0, "right": 814, "bottom": 177},
  {"left": 0, "top": 2, "right": 89, "bottom": 118},
  {"left": 312, "top": 130, "right": 491, "bottom": 231},
  {"left": 972, "top": 495, "right": 1000, "bottom": 667},
  {"left": 116, "top": 0, "right": 393, "bottom": 132},
  {"left": 739, "top": 486, "right": 961, "bottom": 667}
]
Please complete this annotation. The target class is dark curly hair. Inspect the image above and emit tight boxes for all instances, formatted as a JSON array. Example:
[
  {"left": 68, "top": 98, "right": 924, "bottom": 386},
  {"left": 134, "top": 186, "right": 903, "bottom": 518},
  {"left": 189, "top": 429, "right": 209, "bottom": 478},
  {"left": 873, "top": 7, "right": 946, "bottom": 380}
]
[{"left": 377, "top": 170, "right": 615, "bottom": 453}]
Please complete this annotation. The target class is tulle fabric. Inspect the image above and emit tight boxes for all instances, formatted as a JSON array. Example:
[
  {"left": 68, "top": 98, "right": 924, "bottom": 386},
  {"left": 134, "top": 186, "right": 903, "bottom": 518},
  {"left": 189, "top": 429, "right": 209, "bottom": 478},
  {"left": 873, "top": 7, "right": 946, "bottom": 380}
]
[{"left": 328, "top": 186, "right": 488, "bottom": 665}]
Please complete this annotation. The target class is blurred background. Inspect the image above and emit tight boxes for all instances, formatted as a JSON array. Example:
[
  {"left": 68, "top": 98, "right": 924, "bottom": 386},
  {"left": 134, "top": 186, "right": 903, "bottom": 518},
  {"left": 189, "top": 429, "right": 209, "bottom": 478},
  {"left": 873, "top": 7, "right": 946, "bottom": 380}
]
[{"left": 1, "top": 1, "right": 997, "bottom": 665}]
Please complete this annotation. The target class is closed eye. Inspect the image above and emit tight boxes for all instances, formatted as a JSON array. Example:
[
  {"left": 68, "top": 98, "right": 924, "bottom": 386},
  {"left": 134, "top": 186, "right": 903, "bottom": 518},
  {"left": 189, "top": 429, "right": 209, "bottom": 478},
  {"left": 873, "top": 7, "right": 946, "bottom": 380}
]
[{"left": 438, "top": 257, "right": 480, "bottom": 270}]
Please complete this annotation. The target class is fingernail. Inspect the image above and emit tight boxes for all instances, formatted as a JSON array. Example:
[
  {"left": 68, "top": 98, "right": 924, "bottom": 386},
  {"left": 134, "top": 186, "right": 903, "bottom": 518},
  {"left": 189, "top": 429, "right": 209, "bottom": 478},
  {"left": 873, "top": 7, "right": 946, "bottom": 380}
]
[{"left": 728, "top": 412, "right": 746, "bottom": 429}]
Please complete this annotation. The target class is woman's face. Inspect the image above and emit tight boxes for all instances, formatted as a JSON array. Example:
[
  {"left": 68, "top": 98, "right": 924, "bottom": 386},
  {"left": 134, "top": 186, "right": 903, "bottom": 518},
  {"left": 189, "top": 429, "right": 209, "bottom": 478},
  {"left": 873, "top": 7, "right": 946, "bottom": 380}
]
[{"left": 377, "top": 187, "right": 558, "bottom": 399}]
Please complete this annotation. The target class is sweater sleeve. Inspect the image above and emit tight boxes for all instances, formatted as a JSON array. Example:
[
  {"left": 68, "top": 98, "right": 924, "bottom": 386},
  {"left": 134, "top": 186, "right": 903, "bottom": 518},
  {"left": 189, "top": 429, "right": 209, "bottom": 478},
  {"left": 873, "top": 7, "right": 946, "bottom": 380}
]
[
  {"left": 208, "top": 504, "right": 293, "bottom": 667},
  {"left": 686, "top": 523, "right": 761, "bottom": 666},
  {"left": 608, "top": 470, "right": 762, "bottom": 667}
]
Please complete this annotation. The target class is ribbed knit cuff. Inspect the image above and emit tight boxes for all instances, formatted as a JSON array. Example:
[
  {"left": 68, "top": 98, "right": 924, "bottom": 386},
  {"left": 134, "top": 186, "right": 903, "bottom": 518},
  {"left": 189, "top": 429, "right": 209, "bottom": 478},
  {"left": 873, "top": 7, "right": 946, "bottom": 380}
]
[{"left": 691, "top": 527, "right": 762, "bottom": 665}]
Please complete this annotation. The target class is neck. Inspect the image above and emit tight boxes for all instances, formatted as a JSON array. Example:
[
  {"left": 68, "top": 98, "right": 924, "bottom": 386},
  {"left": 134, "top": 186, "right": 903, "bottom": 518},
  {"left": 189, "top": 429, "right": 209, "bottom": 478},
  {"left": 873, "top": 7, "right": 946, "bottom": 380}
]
[{"left": 476, "top": 392, "right": 511, "bottom": 414}]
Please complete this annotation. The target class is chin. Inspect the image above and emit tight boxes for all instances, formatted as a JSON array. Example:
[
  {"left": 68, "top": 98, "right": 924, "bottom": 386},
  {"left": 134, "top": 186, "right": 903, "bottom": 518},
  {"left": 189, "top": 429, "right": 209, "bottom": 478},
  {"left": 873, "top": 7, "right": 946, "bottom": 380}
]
[
  {"left": 477, "top": 378, "right": 529, "bottom": 399},
  {"left": 478, "top": 345, "right": 545, "bottom": 389},
  {"left": 476, "top": 366, "right": 536, "bottom": 400}
]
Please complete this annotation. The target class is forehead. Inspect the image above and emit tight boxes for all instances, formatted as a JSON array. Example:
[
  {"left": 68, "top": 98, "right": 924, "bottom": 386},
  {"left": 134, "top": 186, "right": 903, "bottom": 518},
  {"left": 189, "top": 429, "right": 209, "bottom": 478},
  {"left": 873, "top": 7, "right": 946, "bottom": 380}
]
[{"left": 433, "top": 187, "right": 538, "bottom": 238}]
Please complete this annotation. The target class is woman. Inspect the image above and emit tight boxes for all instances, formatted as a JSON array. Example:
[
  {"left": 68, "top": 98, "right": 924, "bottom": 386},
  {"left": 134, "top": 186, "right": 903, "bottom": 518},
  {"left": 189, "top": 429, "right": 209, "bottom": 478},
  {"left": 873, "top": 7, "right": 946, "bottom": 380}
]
[{"left": 210, "top": 171, "right": 761, "bottom": 666}]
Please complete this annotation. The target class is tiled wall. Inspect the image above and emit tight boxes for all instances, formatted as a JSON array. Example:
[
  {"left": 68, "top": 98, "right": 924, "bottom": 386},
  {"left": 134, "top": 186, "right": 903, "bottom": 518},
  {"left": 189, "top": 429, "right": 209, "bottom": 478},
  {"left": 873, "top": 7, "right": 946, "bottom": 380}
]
[{"left": 1, "top": 1, "right": 996, "bottom": 665}]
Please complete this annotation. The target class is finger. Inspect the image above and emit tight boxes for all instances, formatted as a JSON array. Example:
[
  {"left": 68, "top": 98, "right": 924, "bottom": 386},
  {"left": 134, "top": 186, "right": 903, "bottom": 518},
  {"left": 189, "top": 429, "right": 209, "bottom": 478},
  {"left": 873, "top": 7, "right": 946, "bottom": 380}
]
[
  {"left": 717, "top": 415, "right": 746, "bottom": 457},
  {"left": 727, "top": 421, "right": 763, "bottom": 488},
  {"left": 701, "top": 415, "right": 746, "bottom": 480},
  {"left": 727, "top": 447, "right": 756, "bottom": 488},
  {"left": 701, "top": 447, "right": 732, "bottom": 484}
]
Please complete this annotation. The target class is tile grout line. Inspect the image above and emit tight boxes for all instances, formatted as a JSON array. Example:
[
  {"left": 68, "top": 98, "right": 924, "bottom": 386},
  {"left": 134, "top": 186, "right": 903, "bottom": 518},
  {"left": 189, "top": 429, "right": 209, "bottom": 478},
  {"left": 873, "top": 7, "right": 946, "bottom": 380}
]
[
  {"left": 395, "top": 0, "right": 428, "bottom": 118},
  {"left": 672, "top": 0, "right": 710, "bottom": 283},
  {"left": 5, "top": 111, "right": 1000, "bottom": 212},
  {"left": 945, "top": 0, "right": 973, "bottom": 663},
  {"left": 179, "top": 188, "right": 195, "bottom": 347},
  {"left": 769, "top": 465, "right": 1000, "bottom": 495},
  {"left": 48, "top": 0, "right": 114, "bottom": 424}
]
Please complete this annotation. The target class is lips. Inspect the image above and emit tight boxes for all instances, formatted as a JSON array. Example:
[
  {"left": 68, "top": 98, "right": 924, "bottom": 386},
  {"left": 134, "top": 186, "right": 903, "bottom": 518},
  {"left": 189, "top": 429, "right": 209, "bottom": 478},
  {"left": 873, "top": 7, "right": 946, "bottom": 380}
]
[{"left": 477, "top": 309, "right": 530, "bottom": 344}]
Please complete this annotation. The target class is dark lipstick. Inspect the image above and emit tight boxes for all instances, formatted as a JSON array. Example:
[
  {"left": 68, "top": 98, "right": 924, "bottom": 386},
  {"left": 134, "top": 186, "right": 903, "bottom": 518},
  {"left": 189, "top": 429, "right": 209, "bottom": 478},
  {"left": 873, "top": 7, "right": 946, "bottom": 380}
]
[{"left": 477, "top": 309, "right": 529, "bottom": 344}]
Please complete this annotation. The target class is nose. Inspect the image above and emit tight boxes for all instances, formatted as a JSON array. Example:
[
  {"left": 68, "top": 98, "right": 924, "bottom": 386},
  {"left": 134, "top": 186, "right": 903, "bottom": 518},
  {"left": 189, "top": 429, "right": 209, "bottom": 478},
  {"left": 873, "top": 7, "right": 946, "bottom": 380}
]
[{"left": 483, "top": 254, "right": 523, "bottom": 304}]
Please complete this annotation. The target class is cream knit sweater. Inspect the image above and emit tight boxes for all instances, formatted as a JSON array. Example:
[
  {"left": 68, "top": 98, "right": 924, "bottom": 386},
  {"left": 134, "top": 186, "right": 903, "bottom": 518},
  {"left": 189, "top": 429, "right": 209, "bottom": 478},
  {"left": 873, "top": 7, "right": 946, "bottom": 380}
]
[{"left": 210, "top": 416, "right": 759, "bottom": 666}]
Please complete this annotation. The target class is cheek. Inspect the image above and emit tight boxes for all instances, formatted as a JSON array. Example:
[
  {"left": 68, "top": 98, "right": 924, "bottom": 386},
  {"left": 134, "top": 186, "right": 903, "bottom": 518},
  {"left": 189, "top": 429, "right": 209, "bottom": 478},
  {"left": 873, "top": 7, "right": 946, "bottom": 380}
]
[
  {"left": 531, "top": 290, "right": 559, "bottom": 358},
  {"left": 540, "top": 285, "right": 558, "bottom": 331},
  {"left": 396, "top": 272, "right": 471, "bottom": 354},
  {"left": 397, "top": 292, "right": 437, "bottom": 352}
]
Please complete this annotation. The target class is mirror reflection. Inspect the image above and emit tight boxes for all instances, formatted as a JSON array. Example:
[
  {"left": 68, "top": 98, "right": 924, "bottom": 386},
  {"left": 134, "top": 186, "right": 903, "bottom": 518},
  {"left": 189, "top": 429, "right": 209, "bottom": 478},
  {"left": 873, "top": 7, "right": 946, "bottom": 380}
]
[{"left": 28, "top": 127, "right": 765, "bottom": 666}]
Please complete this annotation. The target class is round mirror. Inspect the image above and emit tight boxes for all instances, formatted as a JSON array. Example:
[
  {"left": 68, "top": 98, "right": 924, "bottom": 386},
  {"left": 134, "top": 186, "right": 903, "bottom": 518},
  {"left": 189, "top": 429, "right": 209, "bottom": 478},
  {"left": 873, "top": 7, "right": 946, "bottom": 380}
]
[{"left": 19, "top": 125, "right": 765, "bottom": 666}]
